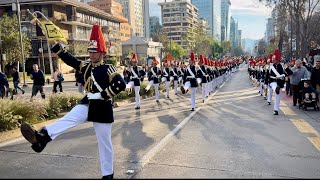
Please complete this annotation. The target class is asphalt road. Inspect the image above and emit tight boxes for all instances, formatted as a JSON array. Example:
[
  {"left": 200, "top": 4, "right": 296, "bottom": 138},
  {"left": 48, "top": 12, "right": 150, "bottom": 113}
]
[{"left": 1, "top": 64, "right": 320, "bottom": 178}]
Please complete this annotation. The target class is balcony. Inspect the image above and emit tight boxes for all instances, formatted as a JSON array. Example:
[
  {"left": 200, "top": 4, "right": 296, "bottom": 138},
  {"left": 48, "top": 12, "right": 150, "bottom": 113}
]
[{"left": 60, "top": 15, "right": 94, "bottom": 28}]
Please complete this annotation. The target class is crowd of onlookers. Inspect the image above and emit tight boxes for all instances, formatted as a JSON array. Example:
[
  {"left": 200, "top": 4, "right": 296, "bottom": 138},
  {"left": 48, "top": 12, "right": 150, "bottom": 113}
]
[{"left": 284, "top": 58, "right": 320, "bottom": 110}]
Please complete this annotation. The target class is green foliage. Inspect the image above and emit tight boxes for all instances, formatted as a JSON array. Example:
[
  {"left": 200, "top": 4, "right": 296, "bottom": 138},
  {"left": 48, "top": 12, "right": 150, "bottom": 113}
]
[
  {"left": 167, "top": 42, "right": 185, "bottom": 59},
  {"left": 45, "top": 92, "right": 83, "bottom": 118},
  {"left": 221, "top": 41, "right": 232, "bottom": 53},
  {"left": 0, "top": 14, "right": 32, "bottom": 65},
  {"left": 0, "top": 93, "right": 83, "bottom": 132},
  {"left": 265, "top": 42, "right": 278, "bottom": 55}
]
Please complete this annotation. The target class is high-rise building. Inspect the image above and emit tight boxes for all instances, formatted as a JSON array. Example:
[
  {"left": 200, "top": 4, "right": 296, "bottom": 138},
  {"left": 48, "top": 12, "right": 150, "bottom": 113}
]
[
  {"left": 150, "top": 16, "right": 160, "bottom": 35},
  {"left": 87, "top": 0, "right": 131, "bottom": 41},
  {"left": 221, "top": 0, "right": 231, "bottom": 42},
  {"left": 159, "top": 0, "right": 199, "bottom": 50},
  {"left": 117, "top": 0, "right": 149, "bottom": 38},
  {"left": 265, "top": 18, "right": 275, "bottom": 44},
  {"left": 192, "top": 0, "right": 221, "bottom": 42},
  {"left": 237, "top": 30, "right": 242, "bottom": 48},
  {"left": 230, "top": 16, "right": 238, "bottom": 48}
]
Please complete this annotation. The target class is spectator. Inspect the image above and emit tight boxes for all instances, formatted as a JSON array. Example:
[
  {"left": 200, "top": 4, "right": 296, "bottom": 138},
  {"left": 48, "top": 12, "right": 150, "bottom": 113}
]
[
  {"left": 310, "top": 59, "right": 320, "bottom": 92},
  {"left": 290, "top": 59, "right": 310, "bottom": 107},
  {"left": 302, "top": 81, "right": 319, "bottom": 102},
  {"left": 75, "top": 69, "right": 84, "bottom": 94},
  {"left": 30, "top": 64, "right": 45, "bottom": 100},
  {"left": 0, "top": 71, "right": 9, "bottom": 98},
  {"left": 12, "top": 67, "right": 25, "bottom": 94},
  {"left": 51, "top": 67, "right": 63, "bottom": 93},
  {"left": 123, "top": 65, "right": 130, "bottom": 84}
]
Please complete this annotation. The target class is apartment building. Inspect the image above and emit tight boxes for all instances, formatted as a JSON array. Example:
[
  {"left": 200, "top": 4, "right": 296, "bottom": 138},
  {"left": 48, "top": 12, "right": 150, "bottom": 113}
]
[
  {"left": 0, "top": 0, "right": 126, "bottom": 73},
  {"left": 159, "top": 0, "right": 199, "bottom": 50}
]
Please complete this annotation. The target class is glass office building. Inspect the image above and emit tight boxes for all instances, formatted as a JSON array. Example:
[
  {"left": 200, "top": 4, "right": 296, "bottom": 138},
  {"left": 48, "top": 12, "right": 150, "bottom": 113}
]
[{"left": 192, "top": 0, "right": 221, "bottom": 42}]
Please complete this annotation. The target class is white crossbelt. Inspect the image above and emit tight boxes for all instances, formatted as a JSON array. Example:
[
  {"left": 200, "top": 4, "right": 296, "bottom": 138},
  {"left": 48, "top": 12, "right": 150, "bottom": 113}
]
[
  {"left": 131, "top": 67, "right": 139, "bottom": 79},
  {"left": 187, "top": 66, "right": 196, "bottom": 79}
]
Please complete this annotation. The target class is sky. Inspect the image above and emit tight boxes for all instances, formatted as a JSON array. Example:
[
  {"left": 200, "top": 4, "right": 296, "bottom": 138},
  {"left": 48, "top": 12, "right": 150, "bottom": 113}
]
[{"left": 149, "top": 0, "right": 273, "bottom": 40}]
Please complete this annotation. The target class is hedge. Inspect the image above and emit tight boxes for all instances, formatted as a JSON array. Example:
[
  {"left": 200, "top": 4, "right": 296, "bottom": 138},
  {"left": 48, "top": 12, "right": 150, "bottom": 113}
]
[
  {"left": 0, "top": 92, "right": 83, "bottom": 132},
  {"left": 0, "top": 81, "right": 170, "bottom": 132}
]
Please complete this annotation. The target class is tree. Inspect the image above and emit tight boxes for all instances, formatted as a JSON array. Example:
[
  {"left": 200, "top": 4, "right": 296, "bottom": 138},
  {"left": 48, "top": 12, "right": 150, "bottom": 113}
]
[
  {"left": 221, "top": 41, "right": 232, "bottom": 54},
  {"left": 265, "top": 42, "right": 278, "bottom": 55},
  {"left": 0, "top": 14, "right": 31, "bottom": 69},
  {"left": 231, "top": 47, "right": 245, "bottom": 56},
  {"left": 259, "top": 0, "right": 320, "bottom": 59},
  {"left": 150, "top": 23, "right": 163, "bottom": 42},
  {"left": 257, "top": 39, "right": 267, "bottom": 56},
  {"left": 212, "top": 40, "right": 223, "bottom": 58},
  {"left": 169, "top": 42, "right": 185, "bottom": 59}
]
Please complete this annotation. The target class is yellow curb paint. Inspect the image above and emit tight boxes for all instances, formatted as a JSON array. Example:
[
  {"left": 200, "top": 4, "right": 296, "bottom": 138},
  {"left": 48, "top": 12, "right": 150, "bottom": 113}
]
[
  {"left": 308, "top": 137, "right": 320, "bottom": 151},
  {"left": 280, "top": 107, "right": 297, "bottom": 116},
  {"left": 291, "top": 119, "right": 319, "bottom": 134}
]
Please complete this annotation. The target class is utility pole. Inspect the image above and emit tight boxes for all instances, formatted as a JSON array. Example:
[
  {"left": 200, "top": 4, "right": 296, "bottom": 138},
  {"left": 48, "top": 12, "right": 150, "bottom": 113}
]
[{"left": 16, "top": 0, "right": 27, "bottom": 87}]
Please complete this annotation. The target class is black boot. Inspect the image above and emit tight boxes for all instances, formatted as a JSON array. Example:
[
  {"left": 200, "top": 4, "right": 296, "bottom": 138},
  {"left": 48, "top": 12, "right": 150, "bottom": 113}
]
[
  {"left": 20, "top": 123, "right": 52, "bottom": 153},
  {"left": 102, "top": 173, "right": 113, "bottom": 179},
  {"left": 274, "top": 110, "right": 279, "bottom": 115}
]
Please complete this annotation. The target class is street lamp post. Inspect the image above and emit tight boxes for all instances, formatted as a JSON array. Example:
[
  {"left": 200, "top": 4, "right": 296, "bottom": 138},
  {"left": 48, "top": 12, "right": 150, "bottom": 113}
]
[{"left": 15, "top": 0, "right": 27, "bottom": 87}]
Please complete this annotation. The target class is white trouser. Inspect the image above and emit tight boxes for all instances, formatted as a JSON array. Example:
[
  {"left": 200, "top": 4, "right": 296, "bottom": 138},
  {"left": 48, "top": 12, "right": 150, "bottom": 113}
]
[
  {"left": 191, "top": 87, "right": 197, "bottom": 108},
  {"left": 174, "top": 80, "right": 178, "bottom": 94},
  {"left": 263, "top": 84, "right": 268, "bottom": 97},
  {"left": 184, "top": 81, "right": 191, "bottom": 91},
  {"left": 165, "top": 81, "right": 170, "bottom": 97},
  {"left": 77, "top": 82, "right": 84, "bottom": 94},
  {"left": 202, "top": 83, "right": 207, "bottom": 101},
  {"left": 267, "top": 82, "right": 282, "bottom": 111},
  {"left": 206, "top": 82, "right": 210, "bottom": 97},
  {"left": 145, "top": 80, "right": 154, "bottom": 91},
  {"left": 259, "top": 80, "right": 263, "bottom": 94},
  {"left": 154, "top": 83, "right": 160, "bottom": 100},
  {"left": 134, "top": 86, "right": 140, "bottom": 107},
  {"left": 126, "top": 81, "right": 134, "bottom": 89},
  {"left": 45, "top": 105, "right": 113, "bottom": 176}
]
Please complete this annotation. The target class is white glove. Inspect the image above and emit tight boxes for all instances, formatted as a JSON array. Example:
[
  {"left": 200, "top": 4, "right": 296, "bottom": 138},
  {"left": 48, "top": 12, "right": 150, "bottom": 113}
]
[
  {"left": 276, "top": 74, "right": 285, "bottom": 79},
  {"left": 87, "top": 93, "right": 104, "bottom": 100}
]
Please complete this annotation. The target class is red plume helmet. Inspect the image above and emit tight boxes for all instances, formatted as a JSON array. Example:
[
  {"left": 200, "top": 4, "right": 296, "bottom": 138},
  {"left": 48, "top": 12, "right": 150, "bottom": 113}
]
[
  {"left": 190, "top": 52, "right": 195, "bottom": 61},
  {"left": 199, "top": 55, "right": 204, "bottom": 64},
  {"left": 152, "top": 57, "right": 159, "bottom": 65},
  {"left": 131, "top": 53, "right": 138, "bottom": 63},
  {"left": 274, "top": 49, "right": 281, "bottom": 62},
  {"left": 88, "top": 24, "right": 107, "bottom": 55}
]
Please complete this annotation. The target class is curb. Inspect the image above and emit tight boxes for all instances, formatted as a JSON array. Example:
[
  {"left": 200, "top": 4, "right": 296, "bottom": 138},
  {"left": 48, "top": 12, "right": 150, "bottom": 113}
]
[{"left": 0, "top": 119, "right": 58, "bottom": 144}]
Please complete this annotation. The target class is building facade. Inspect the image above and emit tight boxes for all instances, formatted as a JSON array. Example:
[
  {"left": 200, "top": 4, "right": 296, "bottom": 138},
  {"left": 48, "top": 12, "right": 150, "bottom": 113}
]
[
  {"left": 191, "top": 0, "right": 221, "bottom": 42},
  {"left": 230, "top": 16, "right": 239, "bottom": 48},
  {"left": 221, "top": 0, "right": 231, "bottom": 42},
  {"left": 0, "top": 0, "right": 126, "bottom": 74},
  {"left": 122, "top": 36, "right": 163, "bottom": 66},
  {"left": 265, "top": 18, "right": 275, "bottom": 44},
  {"left": 87, "top": 0, "right": 130, "bottom": 41},
  {"left": 117, "top": 0, "right": 149, "bottom": 38},
  {"left": 159, "top": 0, "right": 199, "bottom": 50},
  {"left": 150, "top": 16, "right": 160, "bottom": 35}
]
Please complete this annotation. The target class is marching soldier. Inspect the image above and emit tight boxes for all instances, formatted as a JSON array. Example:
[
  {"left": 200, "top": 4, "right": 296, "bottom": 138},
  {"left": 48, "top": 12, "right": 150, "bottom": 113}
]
[
  {"left": 126, "top": 54, "right": 143, "bottom": 110},
  {"left": 181, "top": 52, "right": 198, "bottom": 111},
  {"left": 20, "top": 24, "right": 126, "bottom": 179},
  {"left": 145, "top": 57, "right": 161, "bottom": 103},
  {"left": 178, "top": 61, "right": 185, "bottom": 88},
  {"left": 197, "top": 55, "right": 208, "bottom": 103},
  {"left": 162, "top": 60, "right": 172, "bottom": 98},
  {"left": 267, "top": 49, "right": 286, "bottom": 115},
  {"left": 170, "top": 61, "right": 179, "bottom": 95},
  {"left": 205, "top": 59, "right": 212, "bottom": 97}
]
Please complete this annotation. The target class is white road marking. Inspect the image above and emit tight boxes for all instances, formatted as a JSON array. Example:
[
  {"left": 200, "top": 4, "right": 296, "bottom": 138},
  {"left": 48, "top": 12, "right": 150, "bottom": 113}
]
[{"left": 128, "top": 76, "right": 231, "bottom": 178}]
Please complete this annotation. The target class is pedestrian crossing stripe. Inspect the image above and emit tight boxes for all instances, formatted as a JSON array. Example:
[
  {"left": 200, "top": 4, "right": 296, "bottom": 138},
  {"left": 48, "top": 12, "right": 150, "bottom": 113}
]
[
  {"left": 280, "top": 107, "right": 297, "bottom": 116},
  {"left": 308, "top": 137, "right": 320, "bottom": 151},
  {"left": 291, "top": 119, "right": 318, "bottom": 134}
]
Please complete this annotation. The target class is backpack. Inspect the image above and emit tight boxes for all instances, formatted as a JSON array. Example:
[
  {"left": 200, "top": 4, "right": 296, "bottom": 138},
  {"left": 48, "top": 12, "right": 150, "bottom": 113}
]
[{"left": 57, "top": 73, "right": 64, "bottom": 82}]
